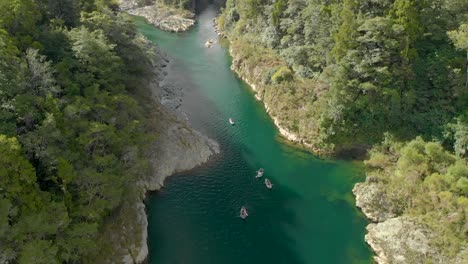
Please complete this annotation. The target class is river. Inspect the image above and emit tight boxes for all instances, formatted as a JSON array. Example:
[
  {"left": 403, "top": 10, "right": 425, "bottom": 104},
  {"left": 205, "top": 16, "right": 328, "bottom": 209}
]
[{"left": 135, "top": 6, "right": 372, "bottom": 264}]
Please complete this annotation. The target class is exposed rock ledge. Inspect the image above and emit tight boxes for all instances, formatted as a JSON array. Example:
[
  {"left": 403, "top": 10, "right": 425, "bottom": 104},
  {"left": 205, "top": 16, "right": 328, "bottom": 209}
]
[
  {"left": 365, "top": 216, "right": 436, "bottom": 264},
  {"left": 353, "top": 181, "right": 467, "bottom": 264},
  {"left": 96, "top": 36, "right": 219, "bottom": 263},
  {"left": 353, "top": 181, "right": 396, "bottom": 223},
  {"left": 120, "top": 1, "right": 195, "bottom": 32}
]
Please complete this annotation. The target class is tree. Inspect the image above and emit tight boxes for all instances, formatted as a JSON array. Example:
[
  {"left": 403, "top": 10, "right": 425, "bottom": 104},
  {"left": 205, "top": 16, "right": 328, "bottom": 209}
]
[
  {"left": 389, "top": 0, "right": 422, "bottom": 59},
  {"left": 448, "top": 23, "right": 468, "bottom": 89},
  {"left": 0, "top": 135, "right": 39, "bottom": 211},
  {"left": 0, "top": 1, "right": 155, "bottom": 262},
  {"left": 445, "top": 115, "right": 468, "bottom": 157},
  {"left": 37, "top": 0, "right": 80, "bottom": 27},
  {"left": 0, "top": 29, "right": 22, "bottom": 135},
  {"left": 365, "top": 137, "right": 467, "bottom": 258},
  {"left": 333, "top": 0, "right": 358, "bottom": 61},
  {"left": 17, "top": 240, "right": 60, "bottom": 264},
  {"left": 67, "top": 26, "right": 124, "bottom": 93},
  {"left": 0, "top": 0, "right": 42, "bottom": 49},
  {"left": 25, "top": 48, "right": 60, "bottom": 96}
]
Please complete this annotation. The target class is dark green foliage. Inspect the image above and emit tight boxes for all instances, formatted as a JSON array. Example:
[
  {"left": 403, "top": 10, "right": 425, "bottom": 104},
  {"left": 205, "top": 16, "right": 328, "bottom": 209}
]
[
  {"left": 0, "top": 0, "right": 154, "bottom": 262},
  {"left": 0, "top": 0, "right": 42, "bottom": 50},
  {"left": 333, "top": 0, "right": 358, "bottom": 62},
  {"left": 37, "top": 0, "right": 80, "bottom": 27},
  {"left": 272, "top": 0, "right": 287, "bottom": 27}
]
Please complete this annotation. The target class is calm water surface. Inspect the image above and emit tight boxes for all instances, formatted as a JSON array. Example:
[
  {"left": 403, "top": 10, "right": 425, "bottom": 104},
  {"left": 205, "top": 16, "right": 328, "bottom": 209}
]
[{"left": 135, "top": 6, "right": 372, "bottom": 264}]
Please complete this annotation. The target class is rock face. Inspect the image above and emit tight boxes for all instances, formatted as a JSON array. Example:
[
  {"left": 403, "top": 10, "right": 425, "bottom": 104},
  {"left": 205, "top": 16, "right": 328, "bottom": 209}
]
[
  {"left": 120, "top": 1, "right": 196, "bottom": 32},
  {"left": 354, "top": 180, "right": 467, "bottom": 264},
  {"left": 353, "top": 181, "right": 396, "bottom": 223},
  {"left": 144, "top": 105, "right": 220, "bottom": 191},
  {"left": 365, "top": 217, "right": 442, "bottom": 264},
  {"left": 96, "top": 35, "right": 219, "bottom": 263}
]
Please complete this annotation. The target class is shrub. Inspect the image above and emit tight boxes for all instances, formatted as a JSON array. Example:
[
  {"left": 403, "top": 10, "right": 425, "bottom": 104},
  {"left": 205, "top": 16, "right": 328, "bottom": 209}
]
[{"left": 271, "top": 66, "right": 293, "bottom": 83}]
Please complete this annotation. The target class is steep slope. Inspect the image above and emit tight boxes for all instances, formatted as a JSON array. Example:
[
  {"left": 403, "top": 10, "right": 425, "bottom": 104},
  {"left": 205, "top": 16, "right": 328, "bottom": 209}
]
[
  {"left": 215, "top": 0, "right": 468, "bottom": 262},
  {"left": 354, "top": 137, "right": 467, "bottom": 263},
  {"left": 96, "top": 40, "right": 219, "bottom": 263},
  {"left": 0, "top": 1, "right": 218, "bottom": 263},
  {"left": 218, "top": 0, "right": 467, "bottom": 156}
]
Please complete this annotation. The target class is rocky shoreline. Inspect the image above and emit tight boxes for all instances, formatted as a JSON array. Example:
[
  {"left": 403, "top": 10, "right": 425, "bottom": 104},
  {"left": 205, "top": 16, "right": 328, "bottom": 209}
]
[
  {"left": 353, "top": 180, "right": 467, "bottom": 264},
  {"left": 222, "top": 25, "right": 466, "bottom": 264},
  {"left": 119, "top": 1, "right": 195, "bottom": 32},
  {"left": 226, "top": 45, "right": 328, "bottom": 156},
  {"left": 223, "top": 26, "right": 404, "bottom": 263},
  {"left": 97, "top": 31, "right": 219, "bottom": 263}
]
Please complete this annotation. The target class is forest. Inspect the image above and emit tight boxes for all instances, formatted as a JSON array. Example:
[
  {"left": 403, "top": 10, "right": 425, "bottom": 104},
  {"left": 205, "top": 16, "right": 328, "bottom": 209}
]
[
  {"left": 0, "top": 0, "right": 467, "bottom": 262},
  {"left": 0, "top": 0, "right": 157, "bottom": 262},
  {"left": 217, "top": 0, "right": 467, "bottom": 260},
  {"left": 219, "top": 0, "right": 467, "bottom": 155},
  {"left": 365, "top": 135, "right": 467, "bottom": 260}
]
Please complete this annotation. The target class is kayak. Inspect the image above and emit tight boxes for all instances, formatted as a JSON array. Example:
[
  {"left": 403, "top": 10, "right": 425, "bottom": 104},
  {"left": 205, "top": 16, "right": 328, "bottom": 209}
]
[
  {"left": 240, "top": 206, "right": 248, "bottom": 219},
  {"left": 265, "top": 178, "right": 273, "bottom": 189},
  {"left": 255, "top": 168, "right": 264, "bottom": 178}
]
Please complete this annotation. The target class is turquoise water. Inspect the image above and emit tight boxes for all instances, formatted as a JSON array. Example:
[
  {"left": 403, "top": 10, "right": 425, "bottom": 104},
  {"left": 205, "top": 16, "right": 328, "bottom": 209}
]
[{"left": 136, "top": 6, "right": 372, "bottom": 264}]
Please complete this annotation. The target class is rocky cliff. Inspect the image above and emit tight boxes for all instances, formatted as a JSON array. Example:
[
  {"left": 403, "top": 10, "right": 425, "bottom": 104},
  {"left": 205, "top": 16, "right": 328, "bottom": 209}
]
[
  {"left": 353, "top": 181, "right": 467, "bottom": 264},
  {"left": 95, "top": 32, "right": 219, "bottom": 263}
]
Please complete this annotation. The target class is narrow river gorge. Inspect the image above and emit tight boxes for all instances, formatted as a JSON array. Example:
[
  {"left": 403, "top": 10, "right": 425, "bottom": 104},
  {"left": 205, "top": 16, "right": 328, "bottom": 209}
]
[{"left": 136, "top": 6, "right": 372, "bottom": 264}]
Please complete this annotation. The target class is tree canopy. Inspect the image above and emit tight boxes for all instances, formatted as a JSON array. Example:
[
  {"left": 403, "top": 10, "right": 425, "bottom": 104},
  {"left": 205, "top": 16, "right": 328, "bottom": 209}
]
[
  {"left": 219, "top": 0, "right": 468, "bottom": 155},
  {"left": 0, "top": 0, "right": 155, "bottom": 262}
]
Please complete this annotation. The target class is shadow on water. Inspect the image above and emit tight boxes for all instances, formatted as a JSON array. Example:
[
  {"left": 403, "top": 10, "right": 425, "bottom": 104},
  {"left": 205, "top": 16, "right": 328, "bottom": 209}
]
[
  {"left": 147, "top": 158, "right": 304, "bottom": 264},
  {"left": 137, "top": 4, "right": 372, "bottom": 264}
]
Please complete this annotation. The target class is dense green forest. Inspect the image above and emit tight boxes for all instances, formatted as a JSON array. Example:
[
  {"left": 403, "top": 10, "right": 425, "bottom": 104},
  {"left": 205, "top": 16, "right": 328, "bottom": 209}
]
[
  {"left": 217, "top": 0, "right": 467, "bottom": 260},
  {"left": 1, "top": 0, "right": 467, "bottom": 262},
  {"left": 0, "top": 0, "right": 156, "bottom": 262},
  {"left": 219, "top": 0, "right": 467, "bottom": 155}
]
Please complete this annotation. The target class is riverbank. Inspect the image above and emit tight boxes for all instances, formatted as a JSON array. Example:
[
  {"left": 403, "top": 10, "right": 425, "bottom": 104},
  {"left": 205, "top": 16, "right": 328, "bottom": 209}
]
[
  {"left": 217, "top": 18, "right": 467, "bottom": 264},
  {"left": 215, "top": 14, "right": 369, "bottom": 159},
  {"left": 352, "top": 140, "right": 468, "bottom": 264},
  {"left": 96, "top": 34, "right": 219, "bottom": 263},
  {"left": 119, "top": 1, "right": 195, "bottom": 32},
  {"left": 139, "top": 7, "right": 372, "bottom": 263},
  {"left": 226, "top": 42, "right": 332, "bottom": 156},
  {"left": 354, "top": 181, "right": 467, "bottom": 264}
]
